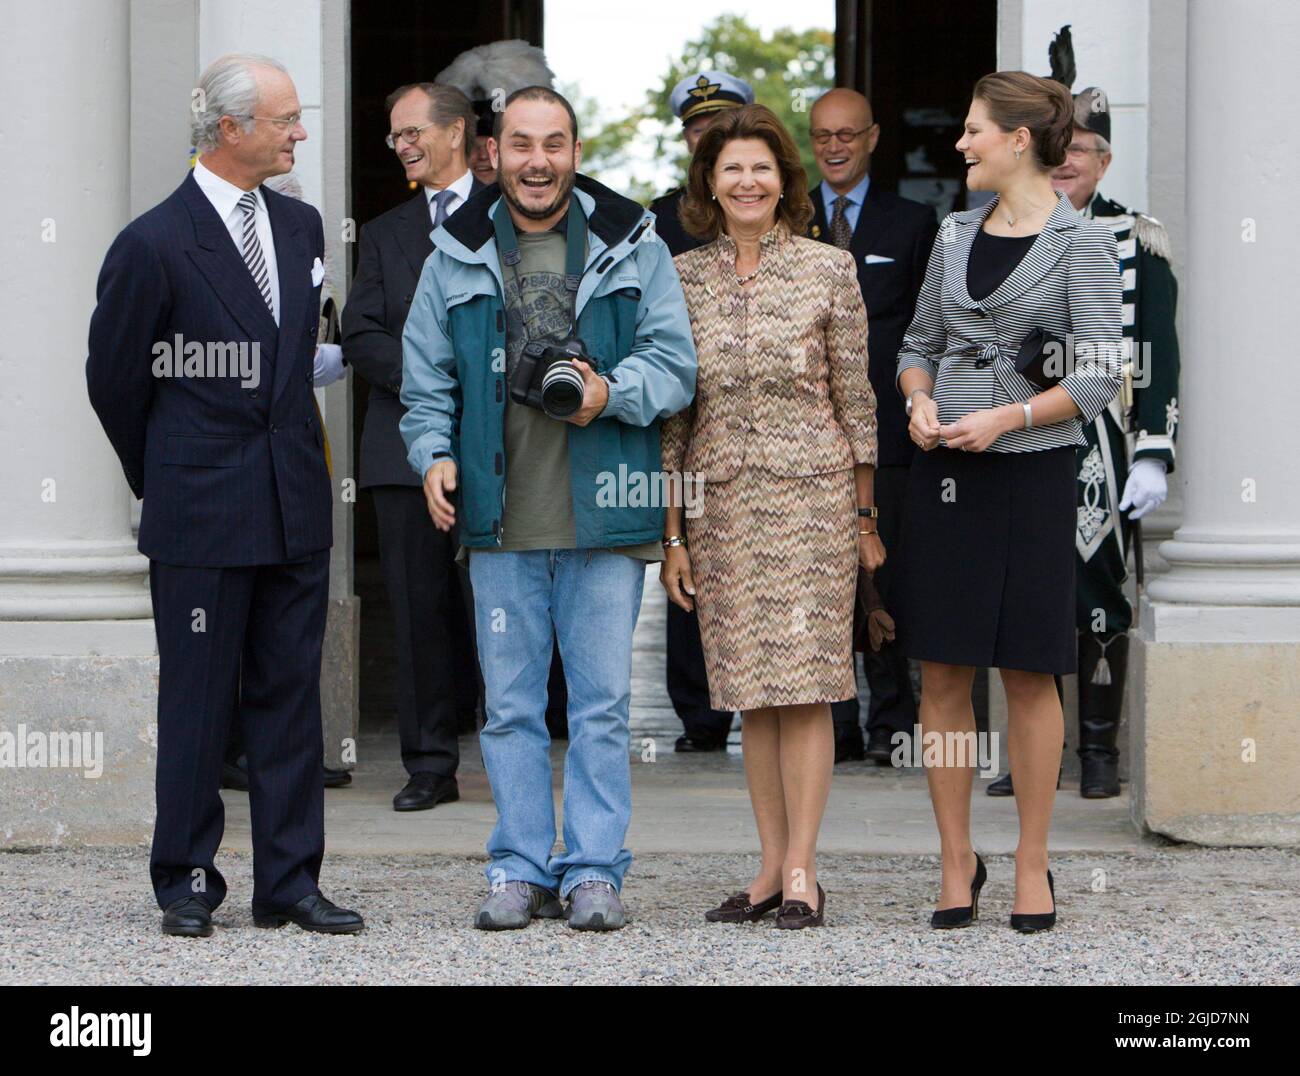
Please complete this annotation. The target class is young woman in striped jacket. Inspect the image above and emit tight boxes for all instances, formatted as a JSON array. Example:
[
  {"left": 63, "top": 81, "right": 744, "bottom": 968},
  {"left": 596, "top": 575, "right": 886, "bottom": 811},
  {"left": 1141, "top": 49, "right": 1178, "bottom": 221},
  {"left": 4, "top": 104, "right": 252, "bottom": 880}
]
[{"left": 894, "top": 71, "right": 1123, "bottom": 933}]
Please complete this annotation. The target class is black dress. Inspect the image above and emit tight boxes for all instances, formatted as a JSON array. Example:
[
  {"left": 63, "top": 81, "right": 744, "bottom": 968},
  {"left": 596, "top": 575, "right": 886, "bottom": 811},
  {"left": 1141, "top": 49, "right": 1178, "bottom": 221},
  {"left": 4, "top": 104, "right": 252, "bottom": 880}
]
[{"left": 894, "top": 230, "right": 1078, "bottom": 674}]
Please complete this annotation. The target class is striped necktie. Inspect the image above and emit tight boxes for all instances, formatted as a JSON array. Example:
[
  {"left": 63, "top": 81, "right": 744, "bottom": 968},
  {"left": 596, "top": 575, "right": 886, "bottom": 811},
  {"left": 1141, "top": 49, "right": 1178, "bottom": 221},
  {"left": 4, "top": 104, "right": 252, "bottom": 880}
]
[{"left": 238, "top": 191, "right": 275, "bottom": 316}]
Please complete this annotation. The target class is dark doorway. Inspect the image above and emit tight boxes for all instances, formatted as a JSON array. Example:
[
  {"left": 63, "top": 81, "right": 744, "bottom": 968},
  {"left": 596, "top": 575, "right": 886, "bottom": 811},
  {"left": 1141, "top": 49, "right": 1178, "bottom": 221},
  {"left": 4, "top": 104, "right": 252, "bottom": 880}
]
[{"left": 861, "top": 0, "right": 997, "bottom": 215}]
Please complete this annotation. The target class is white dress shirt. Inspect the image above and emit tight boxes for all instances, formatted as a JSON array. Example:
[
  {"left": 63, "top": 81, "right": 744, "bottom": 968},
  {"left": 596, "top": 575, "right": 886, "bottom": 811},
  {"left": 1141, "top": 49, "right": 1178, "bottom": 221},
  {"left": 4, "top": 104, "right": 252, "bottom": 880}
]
[
  {"left": 425, "top": 169, "right": 475, "bottom": 226},
  {"left": 193, "top": 157, "right": 281, "bottom": 325}
]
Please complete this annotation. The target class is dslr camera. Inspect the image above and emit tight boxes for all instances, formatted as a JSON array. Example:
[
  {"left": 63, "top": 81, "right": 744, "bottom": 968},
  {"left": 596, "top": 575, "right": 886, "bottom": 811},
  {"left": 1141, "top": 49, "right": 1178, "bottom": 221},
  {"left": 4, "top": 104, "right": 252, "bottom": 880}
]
[{"left": 509, "top": 334, "right": 592, "bottom": 419}]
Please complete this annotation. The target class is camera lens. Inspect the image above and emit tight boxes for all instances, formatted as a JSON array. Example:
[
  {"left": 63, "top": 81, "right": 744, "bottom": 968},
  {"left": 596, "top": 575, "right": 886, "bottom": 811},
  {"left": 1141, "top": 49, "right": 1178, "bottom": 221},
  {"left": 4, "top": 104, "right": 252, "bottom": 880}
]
[{"left": 541, "top": 362, "right": 586, "bottom": 418}]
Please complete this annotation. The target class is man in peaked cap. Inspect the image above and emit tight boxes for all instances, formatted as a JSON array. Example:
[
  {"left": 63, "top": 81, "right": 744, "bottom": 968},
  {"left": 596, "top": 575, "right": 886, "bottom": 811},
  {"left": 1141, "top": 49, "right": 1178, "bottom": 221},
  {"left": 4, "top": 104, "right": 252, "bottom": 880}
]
[
  {"left": 989, "top": 85, "right": 1182, "bottom": 800},
  {"left": 647, "top": 70, "right": 754, "bottom": 754}
]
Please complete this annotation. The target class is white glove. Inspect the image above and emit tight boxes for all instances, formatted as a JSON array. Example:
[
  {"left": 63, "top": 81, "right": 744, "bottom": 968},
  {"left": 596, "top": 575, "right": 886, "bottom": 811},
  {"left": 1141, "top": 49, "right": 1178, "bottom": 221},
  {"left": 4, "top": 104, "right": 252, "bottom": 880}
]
[
  {"left": 312, "top": 342, "right": 346, "bottom": 387},
  {"left": 1118, "top": 457, "right": 1168, "bottom": 520}
]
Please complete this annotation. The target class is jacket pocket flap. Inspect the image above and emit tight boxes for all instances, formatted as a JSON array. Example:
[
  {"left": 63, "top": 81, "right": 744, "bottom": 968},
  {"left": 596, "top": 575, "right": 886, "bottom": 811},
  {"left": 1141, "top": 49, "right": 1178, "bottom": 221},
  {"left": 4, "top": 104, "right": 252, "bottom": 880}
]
[{"left": 162, "top": 434, "right": 244, "bottom": 467}]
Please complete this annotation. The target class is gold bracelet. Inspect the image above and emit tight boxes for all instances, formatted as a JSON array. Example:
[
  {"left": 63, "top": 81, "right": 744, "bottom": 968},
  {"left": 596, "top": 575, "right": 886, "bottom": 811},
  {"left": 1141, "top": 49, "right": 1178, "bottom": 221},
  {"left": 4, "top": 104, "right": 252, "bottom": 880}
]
[{"left": 858, "top": 528, "right": 878, "bottom": 536}]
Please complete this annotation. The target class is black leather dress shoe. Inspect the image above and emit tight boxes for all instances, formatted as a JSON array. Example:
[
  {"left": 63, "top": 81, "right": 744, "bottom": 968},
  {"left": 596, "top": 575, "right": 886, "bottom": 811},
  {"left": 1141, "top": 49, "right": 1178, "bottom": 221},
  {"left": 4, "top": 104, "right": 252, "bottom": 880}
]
[
  {"left": 865, "top": 727, "right": 898, "bottom": 764},
  {"left": 834, "top": 733, "right": 865, "bottom": 764},
  {"left": 1079, "top": 753, "right": 1120, "bottom": 798},
  {"left": 674, "top": 733, "right": 728, "bottom": 753},
  {"left": 161, "top": 896, "right": 213, "bottom": 937},
  {"left": 986, "top": 768, "right": 1062, "bottom": 796},
  {"left": 323, "top": 766, "right": 352, "bottom": 788},
  {"left": 253, "top": 892, "right": 364, "bottom": 934},
  {"left": 393, "top": 772, "right": 459, "bottom": 812},
  {"left": 225, "top": 757, "right": 352, "bottom": 790}
]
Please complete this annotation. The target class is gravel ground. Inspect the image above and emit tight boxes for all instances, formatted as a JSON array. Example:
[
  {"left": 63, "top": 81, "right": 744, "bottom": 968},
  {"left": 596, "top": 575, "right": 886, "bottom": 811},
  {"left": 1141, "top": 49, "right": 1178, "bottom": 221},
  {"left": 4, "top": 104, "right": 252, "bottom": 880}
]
[{"left": 2, "top": 846, "right": 1297, "bottom": 985}]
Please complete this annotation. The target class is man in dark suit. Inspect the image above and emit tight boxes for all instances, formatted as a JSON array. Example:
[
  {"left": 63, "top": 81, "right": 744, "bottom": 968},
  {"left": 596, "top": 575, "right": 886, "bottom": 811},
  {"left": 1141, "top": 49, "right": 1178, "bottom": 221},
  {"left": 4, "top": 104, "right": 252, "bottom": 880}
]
[
  {"left": 343, "top": 82, "right": 485, "bottom": 811},
  {"left": 808, "top": 88, "right": 939, "bottom": 764},
  {"left": 86, "top": 54, "right": 363, "bottom": 937}
]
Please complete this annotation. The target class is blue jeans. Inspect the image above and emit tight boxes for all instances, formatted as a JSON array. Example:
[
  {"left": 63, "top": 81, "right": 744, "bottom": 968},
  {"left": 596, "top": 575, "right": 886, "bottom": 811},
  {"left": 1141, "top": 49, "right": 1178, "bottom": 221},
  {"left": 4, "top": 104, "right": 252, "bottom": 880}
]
[{"left": 468, "top": 548, "right": 645, "bottom": 898}]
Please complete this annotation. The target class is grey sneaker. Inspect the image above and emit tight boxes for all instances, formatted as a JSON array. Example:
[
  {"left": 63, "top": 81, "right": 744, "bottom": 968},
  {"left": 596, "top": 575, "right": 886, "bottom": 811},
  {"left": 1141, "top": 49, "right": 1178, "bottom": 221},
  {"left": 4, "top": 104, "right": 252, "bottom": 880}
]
[
  {"left": 565, "top": 880, "right": 626, "bottom": 931},
  {"left": 474, "top": 881, "right": 563, "bottom": 930}
]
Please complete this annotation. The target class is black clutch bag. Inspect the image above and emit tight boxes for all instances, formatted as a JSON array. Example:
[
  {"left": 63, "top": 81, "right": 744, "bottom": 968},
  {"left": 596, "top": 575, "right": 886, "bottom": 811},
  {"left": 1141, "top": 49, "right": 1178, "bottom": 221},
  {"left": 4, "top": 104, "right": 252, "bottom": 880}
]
[{"left": 1013, "top": 327, "right": 1068, "bottom": 390}]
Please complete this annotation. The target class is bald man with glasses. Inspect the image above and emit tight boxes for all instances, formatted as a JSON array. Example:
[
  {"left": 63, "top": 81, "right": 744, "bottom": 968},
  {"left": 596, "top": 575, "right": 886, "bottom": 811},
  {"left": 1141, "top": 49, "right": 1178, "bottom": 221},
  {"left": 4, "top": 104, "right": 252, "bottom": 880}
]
[{"left": 807, "top": 88, "right": 939, "bottom": 766}]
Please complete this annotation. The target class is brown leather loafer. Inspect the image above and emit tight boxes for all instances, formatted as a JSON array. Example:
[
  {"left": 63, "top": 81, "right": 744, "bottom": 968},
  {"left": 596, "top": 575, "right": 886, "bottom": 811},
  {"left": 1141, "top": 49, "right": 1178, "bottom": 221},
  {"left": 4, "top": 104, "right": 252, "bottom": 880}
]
[
  {"left": 704, "top": 888, "right": 783, "bottom": 923},
  {"left": 775, "top": 884, "right": 826, "bottom": 929}
]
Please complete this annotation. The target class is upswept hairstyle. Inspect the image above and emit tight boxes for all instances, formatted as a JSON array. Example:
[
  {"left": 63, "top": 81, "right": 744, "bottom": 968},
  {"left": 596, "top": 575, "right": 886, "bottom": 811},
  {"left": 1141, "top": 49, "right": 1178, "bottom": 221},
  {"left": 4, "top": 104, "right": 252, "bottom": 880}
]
[
  {"left": 679, "top": 103, "right": 813, "bottom": 241},
  {"left": 972, "top": 70, "right": 1075, "bottom": 169}
]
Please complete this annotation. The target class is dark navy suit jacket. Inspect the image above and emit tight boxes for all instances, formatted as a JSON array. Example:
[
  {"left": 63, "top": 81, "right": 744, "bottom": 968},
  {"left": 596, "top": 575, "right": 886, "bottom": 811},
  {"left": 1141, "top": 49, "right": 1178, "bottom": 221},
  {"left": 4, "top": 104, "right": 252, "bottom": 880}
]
[
  {"left": 87, "top": 171, "right": 332, "bottom": 566},
  {"left": 810, "top": 183, "right": 938, "bottom": 467},
  {"left": 342, "top": 179, "right": 483, "bottom": 488}
]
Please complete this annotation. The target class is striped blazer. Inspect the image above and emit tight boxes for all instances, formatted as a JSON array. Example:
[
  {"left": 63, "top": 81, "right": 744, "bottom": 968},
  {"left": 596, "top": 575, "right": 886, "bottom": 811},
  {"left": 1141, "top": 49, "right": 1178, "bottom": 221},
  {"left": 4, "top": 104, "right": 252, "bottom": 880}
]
[{"left": 895, "top": 191, "right": 1123, "bottom": 453}]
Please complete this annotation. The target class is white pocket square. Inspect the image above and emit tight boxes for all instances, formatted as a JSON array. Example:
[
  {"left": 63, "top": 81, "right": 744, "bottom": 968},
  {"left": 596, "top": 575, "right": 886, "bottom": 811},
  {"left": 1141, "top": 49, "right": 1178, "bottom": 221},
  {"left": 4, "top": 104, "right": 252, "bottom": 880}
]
[
  {"left": 310, "top": 257, "right": 325, "bottom": 287},
  {"left": 864, "top": 254, "right": 895, "bottom": 265}
]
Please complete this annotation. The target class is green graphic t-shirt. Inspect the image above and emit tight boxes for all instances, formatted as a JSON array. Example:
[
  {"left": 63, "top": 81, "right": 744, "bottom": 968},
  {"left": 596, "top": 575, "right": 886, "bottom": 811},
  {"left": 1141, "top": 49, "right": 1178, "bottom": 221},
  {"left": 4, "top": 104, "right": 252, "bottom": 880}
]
[{"left": 471, "top": 210, "right": 662, "bottom": 563}]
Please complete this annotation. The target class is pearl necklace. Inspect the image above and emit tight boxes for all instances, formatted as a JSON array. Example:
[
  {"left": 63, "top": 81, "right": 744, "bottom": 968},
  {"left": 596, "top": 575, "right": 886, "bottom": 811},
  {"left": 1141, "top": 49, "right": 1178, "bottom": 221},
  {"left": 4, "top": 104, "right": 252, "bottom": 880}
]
[{"left": 735, "top": 265, "right": 761, "bottom": 285}]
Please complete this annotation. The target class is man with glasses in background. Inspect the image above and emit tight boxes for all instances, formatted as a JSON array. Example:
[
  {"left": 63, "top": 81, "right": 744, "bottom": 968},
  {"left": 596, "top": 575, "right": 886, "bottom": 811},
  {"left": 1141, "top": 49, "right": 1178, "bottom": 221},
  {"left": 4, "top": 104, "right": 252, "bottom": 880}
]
[
  {"left": 807, "top": 88, "right": 938, "bottom": 766},
  {"left": 343, "top": 82, "right": 485, "bottom": 813}
]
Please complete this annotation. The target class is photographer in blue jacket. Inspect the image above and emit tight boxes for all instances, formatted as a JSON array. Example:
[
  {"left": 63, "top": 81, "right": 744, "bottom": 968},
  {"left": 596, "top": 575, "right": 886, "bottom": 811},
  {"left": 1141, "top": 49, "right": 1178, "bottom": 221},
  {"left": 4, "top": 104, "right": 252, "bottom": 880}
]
[{"left": 401, "top": 86, "right": 697, "bottom": 932}]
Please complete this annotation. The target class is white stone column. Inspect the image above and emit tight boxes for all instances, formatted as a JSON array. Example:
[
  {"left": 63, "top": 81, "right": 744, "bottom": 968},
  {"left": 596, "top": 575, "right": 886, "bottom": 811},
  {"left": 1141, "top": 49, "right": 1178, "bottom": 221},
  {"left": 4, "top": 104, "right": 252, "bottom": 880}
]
[
  {"left": 0, "top": 0, "right": 157, "bottom": 844},
  {"left": 1132, "top": 0, "right": 1300, "bottom": 845}
]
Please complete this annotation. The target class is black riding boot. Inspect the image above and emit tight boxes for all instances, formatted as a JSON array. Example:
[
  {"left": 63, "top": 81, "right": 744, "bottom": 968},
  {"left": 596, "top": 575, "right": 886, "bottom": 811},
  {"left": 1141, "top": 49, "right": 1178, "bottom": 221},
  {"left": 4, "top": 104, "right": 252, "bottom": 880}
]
[{"left": 1077, "top": 631, "right": 1128, "bottom": 798}]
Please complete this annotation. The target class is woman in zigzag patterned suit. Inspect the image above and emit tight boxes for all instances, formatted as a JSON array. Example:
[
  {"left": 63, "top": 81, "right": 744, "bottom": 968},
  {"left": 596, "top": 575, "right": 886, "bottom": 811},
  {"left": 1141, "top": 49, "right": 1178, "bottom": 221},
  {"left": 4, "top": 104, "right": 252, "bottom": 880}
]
[{"left": 660, "top": 104, "right": 884, "bottom": 930}]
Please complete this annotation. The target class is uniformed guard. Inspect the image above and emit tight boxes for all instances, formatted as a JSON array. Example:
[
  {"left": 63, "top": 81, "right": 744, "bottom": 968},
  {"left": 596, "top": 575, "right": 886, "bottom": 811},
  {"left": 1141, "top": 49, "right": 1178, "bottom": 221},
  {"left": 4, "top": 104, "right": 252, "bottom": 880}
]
[
  {"left": 989, "top": 84, "right": 1182, "bottom": 799},
  {"left": 650, "top": 70, "right": 753, "bottom": 752},
  {"left": 649, "top": 71, "right": 755, "bottom": 259}
]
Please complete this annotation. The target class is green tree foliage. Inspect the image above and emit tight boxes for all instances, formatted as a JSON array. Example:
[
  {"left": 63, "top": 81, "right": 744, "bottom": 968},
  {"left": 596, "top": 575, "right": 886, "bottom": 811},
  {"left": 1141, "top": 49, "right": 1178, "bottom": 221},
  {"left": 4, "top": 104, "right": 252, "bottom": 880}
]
[{"left": 566, "top": 14, "right": 834, "bottom": 204}]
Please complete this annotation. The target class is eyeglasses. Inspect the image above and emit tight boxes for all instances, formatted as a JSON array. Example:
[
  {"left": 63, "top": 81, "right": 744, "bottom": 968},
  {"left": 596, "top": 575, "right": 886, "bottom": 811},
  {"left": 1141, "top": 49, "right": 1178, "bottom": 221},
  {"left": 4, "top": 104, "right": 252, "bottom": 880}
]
[
  {"left": 385, "top": 122, "right": 437, "bottom": 150},
  {"left": 810, "top": 125, "right": 876, "bottom": 146},
  {"left": 237, "top": 113, "right": 303, "bottom": 130},
  {"left": 1065, "top": 143, "right": 1107, "bottom": 159}
]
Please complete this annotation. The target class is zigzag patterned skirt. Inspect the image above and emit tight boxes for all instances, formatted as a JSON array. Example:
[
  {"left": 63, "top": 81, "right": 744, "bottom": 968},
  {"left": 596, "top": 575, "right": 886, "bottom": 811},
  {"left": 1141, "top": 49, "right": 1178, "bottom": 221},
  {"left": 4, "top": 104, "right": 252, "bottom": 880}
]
[{"left": 686, "top": 465, "right": 858, "bottom": 712}]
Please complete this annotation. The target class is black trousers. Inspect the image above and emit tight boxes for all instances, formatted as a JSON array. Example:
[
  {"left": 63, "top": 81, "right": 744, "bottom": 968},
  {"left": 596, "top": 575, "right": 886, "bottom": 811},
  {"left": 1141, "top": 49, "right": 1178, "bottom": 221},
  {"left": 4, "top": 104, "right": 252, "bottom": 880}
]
[
  {"left": 149, "top": 551, "right": 329, "bottom": 914},
  {"left": 833, "top": 464, "right": 918, "bottom": 739},
  {"left": 666, "top": 599, "right": 733, "bottom": 741},
  {"left": 371, "top": 485, "right": 477, "bottom": 777}
]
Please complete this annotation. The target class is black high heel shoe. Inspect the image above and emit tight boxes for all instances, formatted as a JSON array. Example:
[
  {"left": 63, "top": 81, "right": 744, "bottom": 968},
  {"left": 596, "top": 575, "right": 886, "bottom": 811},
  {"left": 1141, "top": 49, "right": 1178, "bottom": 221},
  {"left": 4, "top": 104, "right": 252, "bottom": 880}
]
[
  {"left": 1009, "top": 869, "right": 1056, "bottom": 933},
  {"left": 930, "top": 852, "right": 986, "bottom": 929}
]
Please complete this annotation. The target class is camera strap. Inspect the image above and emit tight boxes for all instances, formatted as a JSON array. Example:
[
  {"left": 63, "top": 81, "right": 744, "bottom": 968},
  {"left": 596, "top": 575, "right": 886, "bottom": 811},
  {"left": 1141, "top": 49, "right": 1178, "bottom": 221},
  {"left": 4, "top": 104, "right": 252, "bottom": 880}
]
[{"left": 491, "top": 196, "right": 586, "bottom": 343}]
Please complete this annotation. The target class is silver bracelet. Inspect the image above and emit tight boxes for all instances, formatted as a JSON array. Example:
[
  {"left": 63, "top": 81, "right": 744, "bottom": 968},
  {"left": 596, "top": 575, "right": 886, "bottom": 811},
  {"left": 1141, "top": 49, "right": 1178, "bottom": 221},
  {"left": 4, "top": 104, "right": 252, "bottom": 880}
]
[{"left": 1022, "top": 402, "right": 1033, "bottom": 429}]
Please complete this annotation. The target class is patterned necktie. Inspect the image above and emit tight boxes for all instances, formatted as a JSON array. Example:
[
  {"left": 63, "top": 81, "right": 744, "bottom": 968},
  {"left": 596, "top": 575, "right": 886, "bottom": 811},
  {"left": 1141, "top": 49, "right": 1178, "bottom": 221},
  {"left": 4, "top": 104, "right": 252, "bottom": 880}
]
[
  {"left": 431, "top": 188, "right": 455, "bottom": 229},
  {"left": 237, "top": 191, "right": 275, "bottom": 315},
  {"left": 829, "top": 195, "right": 853, "bottom": 250}
]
